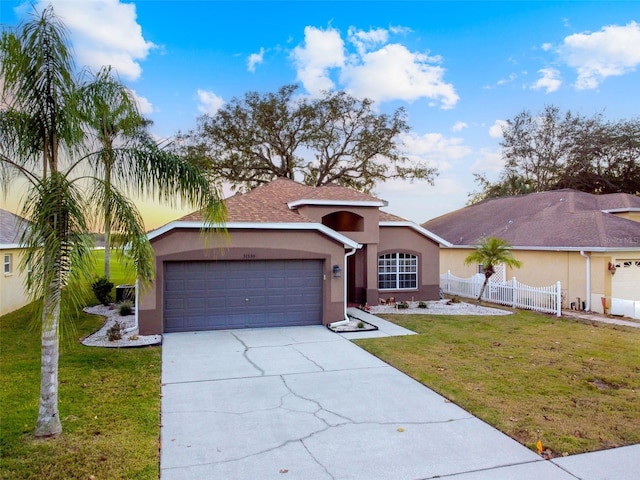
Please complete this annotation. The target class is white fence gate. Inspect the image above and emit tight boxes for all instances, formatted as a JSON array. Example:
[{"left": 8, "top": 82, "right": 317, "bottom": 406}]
[{"left": 440, "top": 271, "right": 562, "bottom": 316}]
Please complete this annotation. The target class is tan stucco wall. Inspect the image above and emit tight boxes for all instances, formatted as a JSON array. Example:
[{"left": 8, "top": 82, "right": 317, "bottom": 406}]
[
  {"left": 374, "top": 226, "right": 440, "bottom": 303},
  {"left": 295, "top": 205, "right": 380, "bottom": 245},
  {"left": 612, "top": 212, "right": 640, "bottom": 223},
  {"left": 139, "top": 228, "right": 347, "bottom": 334},
  {"left": 0, "top": 248, "right": 30, "bottom": 316},
  {"left": 439, "top": 248, "right": 637, "bottom": 314}
]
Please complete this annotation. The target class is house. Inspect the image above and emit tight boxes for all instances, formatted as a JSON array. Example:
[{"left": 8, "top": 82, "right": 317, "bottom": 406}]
[
  {"left": 0, "top": 209, "right": 30, "bottom": 316},
  {"left": 139, "top": 178, "right": 448, "bottom": 334},
  {"left": 422, "top": 189, "right": 640, "bottom": 319}
]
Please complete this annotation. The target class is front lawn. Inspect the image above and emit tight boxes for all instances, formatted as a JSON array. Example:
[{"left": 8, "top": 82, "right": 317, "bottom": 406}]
[
  {"left": 0, "top": 251, "right": 161, "bottom": 479},
  {"left": 355, "top": 310, "right": 640, "bottom": 457}
]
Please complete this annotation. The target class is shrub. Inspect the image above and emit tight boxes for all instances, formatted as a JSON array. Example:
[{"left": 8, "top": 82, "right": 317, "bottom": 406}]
[
  {"left": 117, "top": 300, "right": 134, "bottom": 316},
  {"left": 107, "top": 321, "right": 123, "bottom": 341},
  {"left": 418, "top": 301, "right": 428, "bottom": 309},
  {"left": 91, "top": 276, "right": 114, "bottom": 306},
  {"left": 357, "top": 321, "right": 365, "bottom": 329},
  {"left": 396, "top": 301, "right": 410, "bottom": 309}
]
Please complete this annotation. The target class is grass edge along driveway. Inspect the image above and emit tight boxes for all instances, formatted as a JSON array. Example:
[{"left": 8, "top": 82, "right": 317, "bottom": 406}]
[
  {"left": 0, "top": 253, "right": 161, "bottom": 480},
  {"left": 354, "top": 310, "right": 640, "bottom": 458}
]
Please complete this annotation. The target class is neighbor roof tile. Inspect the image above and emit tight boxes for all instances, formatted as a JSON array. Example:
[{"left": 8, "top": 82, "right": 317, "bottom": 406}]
[{"left": 422, "top": 189, "right": 640, "bottom": 249}]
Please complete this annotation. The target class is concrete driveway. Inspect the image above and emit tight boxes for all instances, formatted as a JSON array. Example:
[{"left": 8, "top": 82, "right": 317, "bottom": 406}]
[{"left": 160, "top": 324, "right": 637, "bottom": 479}]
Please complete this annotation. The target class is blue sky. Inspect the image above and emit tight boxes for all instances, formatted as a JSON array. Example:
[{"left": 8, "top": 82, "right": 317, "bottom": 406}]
[{"left": 2, "top": 1, "right": 639, "bottom": 228}]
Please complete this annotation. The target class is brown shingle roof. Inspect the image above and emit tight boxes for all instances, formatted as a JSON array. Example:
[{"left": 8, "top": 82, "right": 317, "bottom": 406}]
[
  {"left": 379, "top": 210, "right": 408, "bottom": 222},
  {"left": 422, "top": 189, "right": 640, "bottom": 249},
  {"left": 181, "top": 177, "right": 385, "bottom": 223}
]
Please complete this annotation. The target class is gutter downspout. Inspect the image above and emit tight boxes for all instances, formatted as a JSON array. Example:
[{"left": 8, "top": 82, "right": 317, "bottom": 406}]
[
  {"left": 124, "top": 279, "right": 139, "bottom": 335},
  {"left": 580, "top": 251, "right": 591, "bottom": 311},
  {"left": 329, "top": 247, "right": 358, "bottom": 328}
]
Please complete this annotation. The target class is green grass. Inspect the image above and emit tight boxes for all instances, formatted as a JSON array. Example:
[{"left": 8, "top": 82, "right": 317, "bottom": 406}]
[
  {"left": 0, "top": 251, "right": 161, "bottom": 479},
  {"left": 355, "top": 310, "right": 640, "bottom": 457}
]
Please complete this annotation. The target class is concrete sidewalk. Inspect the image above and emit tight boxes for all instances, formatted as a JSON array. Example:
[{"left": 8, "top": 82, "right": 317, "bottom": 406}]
[{"left": 160, "top": 319, "right": 639, "bottom": 479}]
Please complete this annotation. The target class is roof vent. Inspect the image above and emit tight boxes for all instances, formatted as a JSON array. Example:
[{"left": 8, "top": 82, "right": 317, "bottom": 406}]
[
  {"left": 560, "top": 198, "right": 565, "bottom": 202},
  {"left": 508, "top": 220, "right": 513, "bottom": 224}
]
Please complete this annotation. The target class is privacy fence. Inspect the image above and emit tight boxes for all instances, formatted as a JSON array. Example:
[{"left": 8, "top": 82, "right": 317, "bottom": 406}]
[{"left": 440, "top": 271, "right": 562, "bottom": 316}]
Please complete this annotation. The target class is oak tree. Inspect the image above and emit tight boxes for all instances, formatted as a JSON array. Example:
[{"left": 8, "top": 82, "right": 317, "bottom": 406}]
[{"left": 175, "top": 85, "right": 437, "bottom": 193}]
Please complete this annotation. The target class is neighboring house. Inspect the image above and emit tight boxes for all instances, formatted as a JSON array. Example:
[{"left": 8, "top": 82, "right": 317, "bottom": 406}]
[
  {"left": 139, "top": 178, "right": 448, "bottom": 334},
  {"left": 422, "top": 189, "right": 640, "bottom": 319},
  {"left": 0, "top": 209, "right": 30, "bottom": 316}
]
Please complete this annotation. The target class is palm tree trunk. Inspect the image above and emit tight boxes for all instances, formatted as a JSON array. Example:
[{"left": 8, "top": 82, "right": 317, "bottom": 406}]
[
  {"left": 103, "top": 153, "right": 113, "bottom": 279},
  {"left": 476, "top": 276, "right": 491, "bottom": 305},
  {"left": 34, "top": 292, "right": 62, "bottom": 437},
  {"left": 104, "top": 216, "right": 111, "bottom": 279}
]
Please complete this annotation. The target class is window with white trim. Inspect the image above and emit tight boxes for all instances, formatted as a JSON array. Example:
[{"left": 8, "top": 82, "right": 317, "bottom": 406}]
[
  {"left": 378, "top": 253, "right": 418, "bottom": 290},
  {"left": 4, "top": 254, "right": 12, "bottom": 274}
]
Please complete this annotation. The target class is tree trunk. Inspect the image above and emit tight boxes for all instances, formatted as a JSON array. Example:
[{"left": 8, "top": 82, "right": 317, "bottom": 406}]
[
  {"left": 476, "top": 272, "right": 494, "bottom": 305},
  {"left": 103, "top": 159, "right": 112, "bottom": 279},
  {"left": 104, "top": 220, "right": 111, "bottom": 279},
  {"left": 34, "top": 293, "right": 62, "bottom": 437}
]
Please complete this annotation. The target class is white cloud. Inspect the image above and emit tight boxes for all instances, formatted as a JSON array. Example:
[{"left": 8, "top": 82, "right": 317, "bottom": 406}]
[
  {"left": 471, "top": 148, "right": 504, "bottom": 173},
  {"left": 400, "top": 131, "right": 471, "bottom": 172},
  {"left": 489, "top": 120, "right": 507, "bottom": 138},
  {"left": 558, "top": 21, "right": 640, "bottom": 89},
  {"left": 541, "top": 43, "right": 553, "bottom": 51},
  {"left": 452, "top": 121, "right": 468, "bottom": 132},
  {"left": 531, "top": 68, "right": 562, "bottom": 93},
  {"left": 129, "top": 89, "right": 153, "bottom": 114},
  {"left": 247, "top": 47, "right": 265, "bottom": 73},
  {"left": 36, "top": 0, "right": 155, "bottom": 82},
  {"left": 291, "top": 25, "right": 458, "bottom": 108},
  {"left": 291, "top": 26, "right": 345, "bottom": 96},
  {"left": 389, "top": 25, "right": 413, "bottom": 35},
  {"left": 347, "top": 26, "right": 388, "bottom": 55},
  {"left": 376, "top": 175, "right": 469, "bottom": 223},
  {"left": 497, "top": 73, "right": 517, "bottom": 86},
  {"left": 196, "top": 89, "right": 224, "bottom": 115},
  {"left": 341, "top": 43, "right": 458, "bottom": 108}
]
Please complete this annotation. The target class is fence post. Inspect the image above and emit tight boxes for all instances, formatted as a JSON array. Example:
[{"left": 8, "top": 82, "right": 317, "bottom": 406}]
[
  {"left": 447, "top": 270, "right": 451, "bottom": 293},
  {"left": 512, "top": 277, "right": 517, "bottom": 309},
  {"left": 556, "top": 281, "right": 562, "bottom": 316}
]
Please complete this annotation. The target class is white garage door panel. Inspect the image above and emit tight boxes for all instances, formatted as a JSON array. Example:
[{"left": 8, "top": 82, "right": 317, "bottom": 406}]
[
  {"left": 612, "top": 259, "right": 640, "bottom": 300},
  {"left": 610, "top": 259, "right": 640, "bottom": 318}
]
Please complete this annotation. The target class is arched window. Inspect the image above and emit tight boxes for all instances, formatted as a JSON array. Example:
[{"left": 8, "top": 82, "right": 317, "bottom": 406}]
[{"left": 378, "top": 253, "right": 417, "bottom": 290}]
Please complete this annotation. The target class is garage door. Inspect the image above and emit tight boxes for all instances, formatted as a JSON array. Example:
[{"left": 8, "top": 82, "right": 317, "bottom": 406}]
[
  {"left": 164, "top": 260, "right": 323, "bottom": 332},
  {"left": 611, "top": 259, "right": 640, "bottom": 317}
]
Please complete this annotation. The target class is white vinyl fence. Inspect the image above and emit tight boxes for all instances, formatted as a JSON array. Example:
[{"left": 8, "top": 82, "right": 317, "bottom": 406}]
[{"left": 440, "top": 271, "right": 562, "bottom": 316}]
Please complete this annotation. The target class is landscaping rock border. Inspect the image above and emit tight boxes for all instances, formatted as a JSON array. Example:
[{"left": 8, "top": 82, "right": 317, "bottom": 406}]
[
  {"left": 82, "top": 304, "right": 162, "bottom": 348},
  {"left": 367, "top": 299, "right": 513, "bottom": 316}
]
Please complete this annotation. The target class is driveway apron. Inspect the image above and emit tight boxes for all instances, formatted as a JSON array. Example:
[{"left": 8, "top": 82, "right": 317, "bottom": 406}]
[{"left": 160, "top": 326, "right": 582, "bottom": 479}]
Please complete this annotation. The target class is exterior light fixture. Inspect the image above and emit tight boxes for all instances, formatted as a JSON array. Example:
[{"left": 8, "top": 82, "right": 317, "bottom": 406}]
[{"left": 332, "top": 264, "right": 342, "bottom": 278}]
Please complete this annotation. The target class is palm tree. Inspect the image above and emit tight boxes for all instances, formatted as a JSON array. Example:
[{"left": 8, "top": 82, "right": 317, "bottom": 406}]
[
  {"left": 0, "top": 6, "right": 225, "bottom": 438},
  {"left": 77, "top": 66, "right": 150, "bottom": 280},
  {"left": 464, "top": 236, "right": 522, "bottom": 304}
]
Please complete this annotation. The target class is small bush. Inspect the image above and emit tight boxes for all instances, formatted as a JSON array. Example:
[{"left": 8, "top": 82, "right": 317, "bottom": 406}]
[
  {"left": 117, "top": 300, "right": 134, "bottom": 316},
  {"left": 418, "top": 301, "right": 428, "bottom": 309},
  {"left": 396, "top": 301, "right": 410, "bottom": 309},
  {"left": 92, "top": 276, "right": 114, "bottom": 306},
  {"left": 357, "top": 321, "right": 365, "bottom": 329},
  {"left": 107, "top": 321, "right": 123, "bottom": 341}
]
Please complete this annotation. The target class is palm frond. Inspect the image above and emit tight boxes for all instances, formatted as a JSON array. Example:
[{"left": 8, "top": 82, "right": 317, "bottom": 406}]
[
  {"left": 87, "top": 181, "right": 154, "bottom": 284},
  {"left": 19, "top": 172, "right": 94, "bottom": 328}
]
